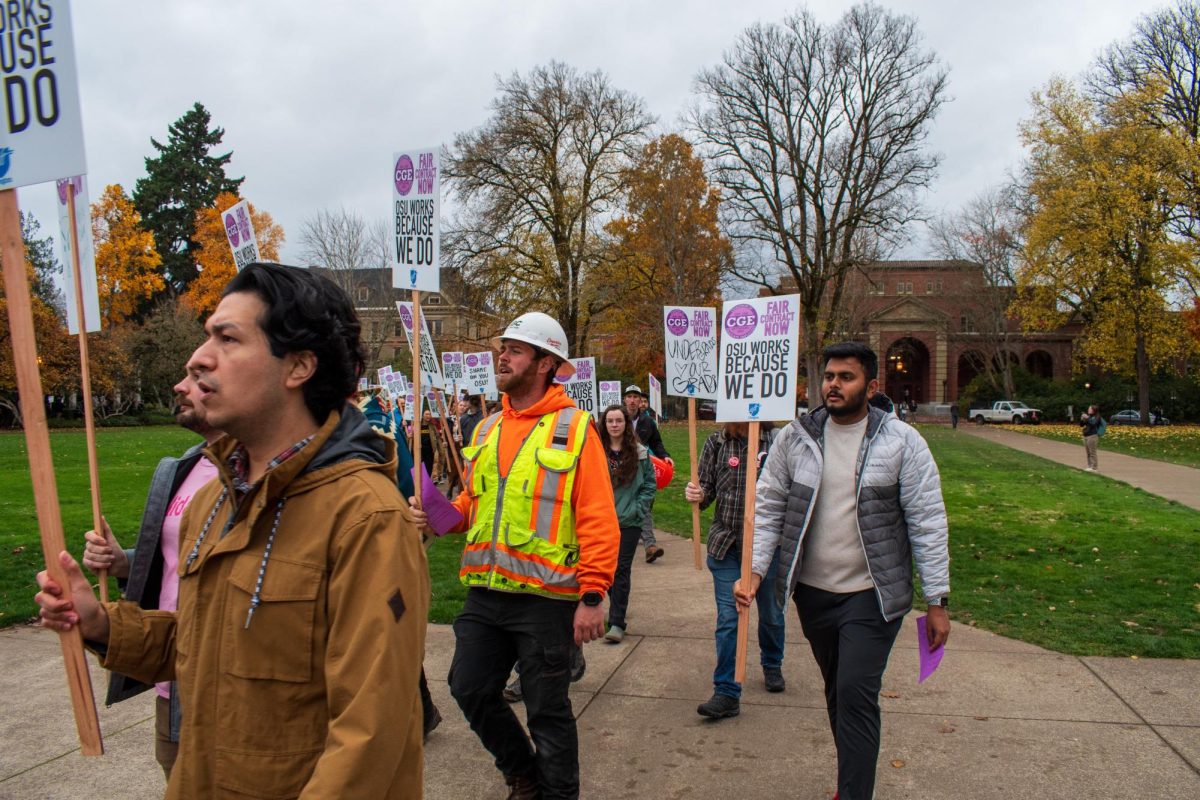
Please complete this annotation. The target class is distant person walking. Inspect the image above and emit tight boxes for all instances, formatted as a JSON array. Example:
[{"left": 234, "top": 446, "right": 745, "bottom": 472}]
[
  {"left": 1080, "top": 405, "right": 1102, "bottom": 472},
  {"left": 950, "top": 403, "right": 959, "bottom": 430}
]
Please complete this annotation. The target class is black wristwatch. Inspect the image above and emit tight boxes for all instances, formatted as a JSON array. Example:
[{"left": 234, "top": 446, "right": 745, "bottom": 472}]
[
  {"left": 930, "top": 596, "right": 949, "bottom": 609},
  {"left": 581, "top": 591, "right": 603, "bottom": 607}
]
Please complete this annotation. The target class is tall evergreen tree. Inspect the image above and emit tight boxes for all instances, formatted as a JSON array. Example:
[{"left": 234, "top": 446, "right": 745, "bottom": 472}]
[
  {"left": 21, "top": 211, "right": 64, "bottom": 316},
  {"left": 133, "top": 102, "right": 243, "bottom": 294}
]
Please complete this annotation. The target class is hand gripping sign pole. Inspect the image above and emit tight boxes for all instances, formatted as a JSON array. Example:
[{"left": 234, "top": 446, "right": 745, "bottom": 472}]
[
  {"left": 1, "top": 190, "right": 104, "bottom": 755},
  {"left": 65, "top": 183, "right": 107, "bottom": 602},
  {"left": 714, "top": 296, "right": 800, "bottom": 685}
]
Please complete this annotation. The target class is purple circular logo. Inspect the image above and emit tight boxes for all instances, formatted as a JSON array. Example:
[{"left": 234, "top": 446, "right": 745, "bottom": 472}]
[
  {"left": 399, "top": 305, "right": 413, "bottom": 329},
  {"left": 394, "top": 154, "right": 415, "bottom": 196},
  {"left": 465, "top": 354, "right": 479, "bottom": 367},
  {"left": 724, "top": 304, "right": 758, "bottom": 339},
  {"left": 224, "top": 213, "right": 240, "bottom": 247},
  {"left": 666, "top": 309, "right": 689, "bottom": 336}
]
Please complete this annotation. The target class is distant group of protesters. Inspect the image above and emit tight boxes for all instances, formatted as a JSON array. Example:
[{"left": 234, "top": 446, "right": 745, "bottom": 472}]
[{"left": 34, "top": 262, "right": 950, "bottom": 800}]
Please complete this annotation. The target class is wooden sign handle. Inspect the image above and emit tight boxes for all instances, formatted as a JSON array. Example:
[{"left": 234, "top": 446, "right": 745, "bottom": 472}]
[
  {"left": 0, "top": 188, "right": 103, "bottom": 756},
  {"left": 435, "top": 389, "right": 465, "bottom": 488},
  {"left": 410, "top": 291, "right": 422, "bottom": 510},
  {"left": 65, "top": 186, "right": 107, "bottom": 603},
  {"left": 733, "top": 421, "right": 760, "bottom": 685},
  {"left": 688, "top": 397, "right": 702, "bottom": 571}
]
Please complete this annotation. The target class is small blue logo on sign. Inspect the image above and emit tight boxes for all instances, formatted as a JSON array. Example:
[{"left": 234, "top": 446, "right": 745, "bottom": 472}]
[
  {"left": 748, "top": 403, "right": 761, "bottom": 418},
  {"left": 0, "top": 148, "right": 13, "bottom": 186},
  {"left": 409, "top": 269, "right": 418, "bottom": 286}
]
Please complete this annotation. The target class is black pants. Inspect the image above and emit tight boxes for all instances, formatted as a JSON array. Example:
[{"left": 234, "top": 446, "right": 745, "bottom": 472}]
[
  {"left": 449, "top": 588, "right": 579, "bottom": 799},
  {"left": 794, "top": 584, "right": 903, "bottom": 800},
  {"left": 607, "top": 525, "right": 642, "bottom": 630}
]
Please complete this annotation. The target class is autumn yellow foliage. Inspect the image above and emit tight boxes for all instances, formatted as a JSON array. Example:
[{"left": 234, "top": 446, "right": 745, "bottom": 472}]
[
  {"left": 184, "top": 192, "right": 284, "bottom": 316},
  {"left": 91, "top": 184, "right": 164, "bottom": 328}
]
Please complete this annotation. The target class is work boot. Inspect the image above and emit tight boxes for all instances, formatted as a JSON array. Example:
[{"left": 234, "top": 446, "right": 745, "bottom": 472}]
[
  {"left": 763, "top": 667, "right": 785, "bottom": 693},
  {"left": 502, "top": 675, "right": 523, "bottom": 703},
  {"left": 645, "top": 545, "right": 664, "bottom": 563},
  {"left": 696, "top": 693, "right": 740, "bottom": 719},
  {"left": 422, "top": 704, "right": 442, "bottom": 741},
  {"left": 504, "top": 773, "right": 540, "bottom": 800}
]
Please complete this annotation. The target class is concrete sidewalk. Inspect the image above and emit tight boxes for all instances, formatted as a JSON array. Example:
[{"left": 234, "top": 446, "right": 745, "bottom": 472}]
[
  {"left": 958, "top": 425, "right": 1200, "bottom": 511},
  {"left": 3, "top": 532, "right": 1198, "bottom": 799}
]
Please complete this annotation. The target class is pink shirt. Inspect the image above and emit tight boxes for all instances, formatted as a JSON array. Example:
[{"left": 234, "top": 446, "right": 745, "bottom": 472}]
[{"left": 156, "top": 456, "right": 218, "bottom": 698}]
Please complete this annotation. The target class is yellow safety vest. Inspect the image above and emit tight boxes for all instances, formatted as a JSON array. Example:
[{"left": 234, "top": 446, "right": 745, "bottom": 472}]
[{"left": 458, "top": 407, "right": 591, "bottom": 600}]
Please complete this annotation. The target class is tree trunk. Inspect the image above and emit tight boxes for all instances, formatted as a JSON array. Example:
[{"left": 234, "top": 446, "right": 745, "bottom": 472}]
[{"left": 1135, "top": 330, "right": 1151, "bottom": 426}]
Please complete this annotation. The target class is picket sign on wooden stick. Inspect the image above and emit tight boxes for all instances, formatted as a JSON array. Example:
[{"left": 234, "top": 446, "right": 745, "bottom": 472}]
[
  {"left": 733, "top": 420, "right": 761, "bottom": 685},
  {"left": 64, "top": 185, "right": 107, "bottom": 602},
  {"left": 0, "top": 189, "right": 104, "bottom": 755},
  {"left": 410, "top": 290, "right": 422, "bottom": 509},
  {"left": 687, "top": 397, "right": 702, "bottom": 570},
  {"left": 435, "top": 389, "right": 465, "bottom": 487}
]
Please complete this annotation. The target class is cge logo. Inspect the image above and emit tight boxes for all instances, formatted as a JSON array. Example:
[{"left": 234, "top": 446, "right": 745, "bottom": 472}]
[
  {"left": 665, "top": 308, "right": 689, "bottom": 336},
  {"left": 394, "top": 154, "right": 415, "bottom": 196},
  {"left": 724, "top": 304, "right": 758, "bottom": 339}
]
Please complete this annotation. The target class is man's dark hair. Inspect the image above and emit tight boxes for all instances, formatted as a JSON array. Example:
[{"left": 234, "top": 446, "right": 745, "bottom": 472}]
[
  {"left": 223, "top": 262, "right": 366, "bottom": 422},
  {"left": 821, "top": 341, "right": 878, "bottom": 380}
]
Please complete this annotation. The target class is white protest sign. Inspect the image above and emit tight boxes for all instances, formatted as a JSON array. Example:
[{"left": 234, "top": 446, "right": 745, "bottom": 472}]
[
  {"left": 648, "top": 374, "right": 663, "bottom": 419},
  {"left": 221, "top": 199, "right": 260, "bottom": 271},
  {"left": 377, "top": 364, "right": 393, "bottom": 387},
  {"left": 598, "top": 380, "right": 622, "bottom": 410},
  {"left": 391, "top": 147, "right": 440, "bottom": 293},
  {"left": 396, "top": 301, "right": 444, "bottom": 389},
  {"left": 663, "top": 306, "right": 718, "bottom": 400},
  {"left": 716, "top": 295, "right": 800, "bottom": 422},
  {"left": 358, "top": 377, "right": 369, "bottom": 393},
  {"left": 462, "top": 351, "right": 497, "bottom": 396},
  {"left": 55, "top": 176, "right": 99, "bottom": 334},
  {"left": 0, "top": 2, "right": 86, "bottom": 190},
  {"left": 442, "top": 351, "right": 464, "bottom": 384},
  {"left": 554, "top": 357, "right": 598, "bottom": 418}
]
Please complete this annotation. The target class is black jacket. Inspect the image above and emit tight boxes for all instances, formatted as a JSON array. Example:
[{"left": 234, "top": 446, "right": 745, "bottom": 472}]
[{"left": 633, "top": 412, "right": 669, "bottom": 459}]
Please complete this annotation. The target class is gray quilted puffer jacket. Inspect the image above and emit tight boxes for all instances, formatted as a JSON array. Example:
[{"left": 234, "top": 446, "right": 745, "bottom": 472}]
[{"left": 751, "top": 405, "right": 950, "bottom": 620}]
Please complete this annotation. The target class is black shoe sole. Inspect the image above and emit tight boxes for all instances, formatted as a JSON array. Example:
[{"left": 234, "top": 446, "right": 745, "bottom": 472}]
[{"left": 697, "top": 704, "right": 740, "bottom": 719}]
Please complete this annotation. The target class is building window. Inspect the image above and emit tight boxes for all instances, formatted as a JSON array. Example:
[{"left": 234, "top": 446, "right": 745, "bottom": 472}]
[
  {"left": 897, "top": 281, "right": 913, "bottom": 295},
  {"left": 427, "top": 295, "right": 442, "bottom": 305},
  {"left": 395, "top": 321, "right": 405, "bottom": 337},
  {"left": 430, "top": 319, "right": 443, "bottom": 335},
  {"left": 960, "top": 314, "right": 973, "bottom": 333},
  {"left": 357, "top": 286, "right": 369, "bottom": 303}
]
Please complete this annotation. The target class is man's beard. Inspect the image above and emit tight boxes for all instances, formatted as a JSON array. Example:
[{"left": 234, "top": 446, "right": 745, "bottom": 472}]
[
  {"left": 824, "top": 386, "right": 868, "bottom": 419},
  {"left": 174, "top": 404, "right": 211, "bottom": 436}
]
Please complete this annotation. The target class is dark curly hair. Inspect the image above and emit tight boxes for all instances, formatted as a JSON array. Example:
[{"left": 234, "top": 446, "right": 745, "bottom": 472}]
[
  {"left": 601, "top": 405, "right": 640, "bottom": 487},
  {"left": 223, "top": 263, "right": 366, "bottom": 423}
]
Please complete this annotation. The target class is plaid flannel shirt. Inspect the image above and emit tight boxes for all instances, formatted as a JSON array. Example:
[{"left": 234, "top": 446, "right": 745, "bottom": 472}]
[
  {"left": 696, "top": 427, "right": 774, "bottom": 560},
  {"left": 227, "top": 435, "right": 316, "bottom": 499}
]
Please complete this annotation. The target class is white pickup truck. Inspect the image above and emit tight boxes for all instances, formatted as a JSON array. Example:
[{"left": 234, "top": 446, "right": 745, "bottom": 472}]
[{"left": 968, "top": 400, "right": 1043, "bottom": 425}]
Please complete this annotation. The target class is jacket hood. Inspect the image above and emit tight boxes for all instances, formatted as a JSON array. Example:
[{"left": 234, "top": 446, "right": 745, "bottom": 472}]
[
  {"left": 304, "top": 403, "right": 391, "bottom": 476},
  {"left": 798, "top": 404, "right": 890, "bottom": 442},
  {"left": 500, "top": 383, "right": 576, "bottom": 419}
]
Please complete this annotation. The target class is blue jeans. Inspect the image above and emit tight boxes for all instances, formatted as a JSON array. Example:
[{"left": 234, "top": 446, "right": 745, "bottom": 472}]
[{"left": 708, "top": 548, "right": 785, "bottom": 698}]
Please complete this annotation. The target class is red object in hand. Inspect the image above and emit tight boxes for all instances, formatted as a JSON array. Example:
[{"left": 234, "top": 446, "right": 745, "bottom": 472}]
[{"left": 650, "top": 455, "right": 674, "bottom": 490}]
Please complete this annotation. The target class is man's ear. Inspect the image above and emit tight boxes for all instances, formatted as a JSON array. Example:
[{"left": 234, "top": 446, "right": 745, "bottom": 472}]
[
  {"left": 867, "top": 378, "right": 879, "bottom": 396},
  {"left": 284, "top": 351, "right": 318, "bottom": 389}
]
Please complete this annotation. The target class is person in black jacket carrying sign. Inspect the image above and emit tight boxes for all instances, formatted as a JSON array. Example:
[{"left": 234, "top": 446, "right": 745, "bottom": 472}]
[{"left": 623, "top": 385, "right": 672, "bottom": 563}]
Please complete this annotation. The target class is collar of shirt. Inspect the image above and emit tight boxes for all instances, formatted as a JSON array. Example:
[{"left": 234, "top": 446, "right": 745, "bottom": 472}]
[{"left": 226, "top": 434, "right": 317, "bottom": 498}]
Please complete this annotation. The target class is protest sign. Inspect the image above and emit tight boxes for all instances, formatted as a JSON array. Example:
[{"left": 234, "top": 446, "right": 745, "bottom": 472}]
[
  {"left": 358, "top": 377, "right": 369, "bottom": 393},
  {"left": 648, "top": 374, "right": 662, "bottom": 419},
  {"left": 442, "top": 351, "right": 464, "bottom": 384},
  {"left": 377, "top": 364, "right": 393, "bottom": 387},
  {"left": 554, "top": 357, "right": 598, "bottom": 417},
  {"left": 462, "top": 351, "right": 497, "bottom": 396},
  {"left": 598, "top": 380, "right": 622, "bottom": 410},
  {"left": 663, "top": 306, "right": 718, "bottom": 400},
  {"left": 221, "top": 199, "right": 260, "bottom": 271},
  {"left": 55, "top": 176, "right": 99, "bottom": 333},
  {"left": 0, "top": 1, "right": 87, "bottom": 189},
  {"left": 391, "top": 147, "right": 440, "bottom": 293},
  {"left": 396, "top": 300, "right": 444, "bottom": 389},
  {"left": 716, "top": 295, "right": 801, "bottom": 422}
]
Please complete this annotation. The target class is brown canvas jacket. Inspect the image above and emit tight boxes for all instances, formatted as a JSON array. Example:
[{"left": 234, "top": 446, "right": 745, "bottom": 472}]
[{"left": 101, "top": 405, "right": 429, "bottom": 799}]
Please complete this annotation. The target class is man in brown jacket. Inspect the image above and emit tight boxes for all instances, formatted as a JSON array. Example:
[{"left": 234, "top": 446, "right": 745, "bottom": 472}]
[{"left": 36, "top": 263, "right": 429, "bottom": 799}]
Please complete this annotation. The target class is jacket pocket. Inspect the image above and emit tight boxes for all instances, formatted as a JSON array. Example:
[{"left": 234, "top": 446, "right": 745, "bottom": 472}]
[
  {"left": 215, "top": 743, "right": 323, "bottom": 798},
  {"left": 534, "top": 447, "right": 578, "bottom": 474},
  {"left": 461, "top": 442, "right": 492, "bottom": 498},
  {"left": 224, "top": 558, "right": 322, "bottom": 683}
]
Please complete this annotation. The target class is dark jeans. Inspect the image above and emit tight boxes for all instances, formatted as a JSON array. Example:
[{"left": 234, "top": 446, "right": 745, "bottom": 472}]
[
  {"left": 607, "top": 525, "right": 642, "bottom": 629},
  {"left": 449, "top": 588, "right": 579, "bottom": 799},
  {"left": 794, "top": 584, "right": 903, "bottom": 800},
  {"left": 709, "top": 548, "right": 785, "bottom": 698}
]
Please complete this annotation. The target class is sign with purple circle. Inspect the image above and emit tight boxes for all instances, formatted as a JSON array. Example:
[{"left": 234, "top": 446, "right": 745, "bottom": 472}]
[
  {"left": 398, "top": 304, "right": 413, "bottom": 329},
  {"left": 465, "top": 354, "right": 479, "bottom": 367},
  {"left": 224, "top": 213, "right": 240, "bottom": 247},
  {"left": 724, "top": 304, "right": 758, "bottom": 339},
  {"left": 665, "top": 308, "right": 689, "bottom": 336},
  {"left": 394, "top": 154, "right": 415, "bottom": 196}
]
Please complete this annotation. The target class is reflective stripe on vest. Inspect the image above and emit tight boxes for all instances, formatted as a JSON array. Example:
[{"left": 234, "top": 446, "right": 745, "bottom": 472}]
[{"left": 458, "top": 407, "right": 590, "bottom": 599}]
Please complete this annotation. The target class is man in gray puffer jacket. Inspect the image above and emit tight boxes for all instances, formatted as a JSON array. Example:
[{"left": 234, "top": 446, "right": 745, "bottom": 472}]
[{"left": 735, "top": 341, "right": 950, "bottom": 800}]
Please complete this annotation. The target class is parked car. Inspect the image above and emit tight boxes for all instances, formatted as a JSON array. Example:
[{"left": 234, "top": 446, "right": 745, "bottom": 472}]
[
  {"left": 1109, "top": 409, "right": 1171, "bottom": 426},
  {"left": 697, "top": 401, "right": 716, "bottom": 421},
  {"left": 967, "top": 400, "right": 1043, "bottom": 425}
]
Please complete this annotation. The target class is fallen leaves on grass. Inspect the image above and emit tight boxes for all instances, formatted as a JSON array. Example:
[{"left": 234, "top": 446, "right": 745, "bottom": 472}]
[{"left": 891, "top": 760, "right": 906, "bottom": 769}]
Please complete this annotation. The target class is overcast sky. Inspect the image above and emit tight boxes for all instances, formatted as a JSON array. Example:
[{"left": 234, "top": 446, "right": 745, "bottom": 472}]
[{"left": 22, "top": 0, "right": 1169, "bottom": 274}]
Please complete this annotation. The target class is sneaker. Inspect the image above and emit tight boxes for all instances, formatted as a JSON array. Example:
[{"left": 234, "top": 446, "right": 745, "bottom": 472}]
[
  {"left": 696, "top": 693, "right": 740, "bottom": 719},
  {"left": 504, "top": 773, "right": 540, "bottom": 800},
  {"left": 763, "top": 667, "right": 785, "bottom": 693},
  {"left": 502, "top": 676, "right": 523, "bottom": 703},
  {"left": 569, "top": 645, "right": 586, "bottom": 682},
  {"left": 604, "top": 624, "right": 625, "bottom": 643},
  {"left": 1084, "top": 467, "right": 1096, "bottom": 472},
  {"left": 423, "top": 704, "right": 443, "bottom": 741},
  {"left": 645, "top": 545, "right": 665, "bottom": 563}
]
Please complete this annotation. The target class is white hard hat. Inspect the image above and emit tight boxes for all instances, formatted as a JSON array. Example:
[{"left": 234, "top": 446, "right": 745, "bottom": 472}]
[{"left": 491, "top": 312, "right": 575, "bottom": 378}]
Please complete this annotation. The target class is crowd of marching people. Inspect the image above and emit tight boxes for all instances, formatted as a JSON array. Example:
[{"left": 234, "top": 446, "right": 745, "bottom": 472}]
[{"left": 33, "top": 262, "right": 949, "bottom": 800}]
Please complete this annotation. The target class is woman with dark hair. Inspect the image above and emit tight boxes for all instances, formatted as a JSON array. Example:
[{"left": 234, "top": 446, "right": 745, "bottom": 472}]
[{"left": 599, "top": 405, "right": 657, "bottom": 643}]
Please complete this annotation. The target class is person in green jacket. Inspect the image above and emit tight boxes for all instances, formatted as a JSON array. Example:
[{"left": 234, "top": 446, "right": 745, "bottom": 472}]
[{"left": 600, "top": 405, "right": 658, "bottom": 643}]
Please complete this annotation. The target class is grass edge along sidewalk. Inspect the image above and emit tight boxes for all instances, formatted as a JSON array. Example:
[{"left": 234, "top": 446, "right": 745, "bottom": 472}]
[
  {"left": 986, "top": 421, "right": 1200, "bottom": 469},
  {"left": 2, "top": 424, "right": 1197, "bottom": 658}
]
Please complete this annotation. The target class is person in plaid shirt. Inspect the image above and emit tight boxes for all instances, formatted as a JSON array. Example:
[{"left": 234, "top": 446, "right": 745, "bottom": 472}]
[{"left": 685, "top": 421, "right": 786, "bottom": 719}]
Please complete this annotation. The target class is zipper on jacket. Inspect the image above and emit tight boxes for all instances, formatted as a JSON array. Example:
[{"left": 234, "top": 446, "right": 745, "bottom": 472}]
[{"left": 852, "top": 415, "right": 889, "bottom": 619}]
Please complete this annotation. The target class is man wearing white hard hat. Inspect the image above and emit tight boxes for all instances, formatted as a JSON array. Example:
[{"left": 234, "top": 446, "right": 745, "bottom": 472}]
[{"left": 411, "top": 311, "right": 619, "bottom": 800}]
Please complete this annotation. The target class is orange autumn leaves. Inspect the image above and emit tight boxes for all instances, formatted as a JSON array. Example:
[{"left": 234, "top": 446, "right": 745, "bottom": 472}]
[{"left": 184, "top": 192, "right": 284, "bottom": 315}]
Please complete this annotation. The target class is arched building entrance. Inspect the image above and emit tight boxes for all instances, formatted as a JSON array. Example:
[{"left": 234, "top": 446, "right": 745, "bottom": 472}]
[
  {"left": 885, "top": 337, "right": 930, "bottom": 407},
  {"left": 1026, "top": 349, "right": 1053, "bottom": 379}
]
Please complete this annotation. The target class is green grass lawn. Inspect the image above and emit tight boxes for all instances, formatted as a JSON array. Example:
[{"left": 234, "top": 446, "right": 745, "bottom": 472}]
[
  {"left": 989, "top": 422, "right": 1200, "bottom": 469},
  {"left": 3, "top": 423, "right": 1198, "bottom": 657}
]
